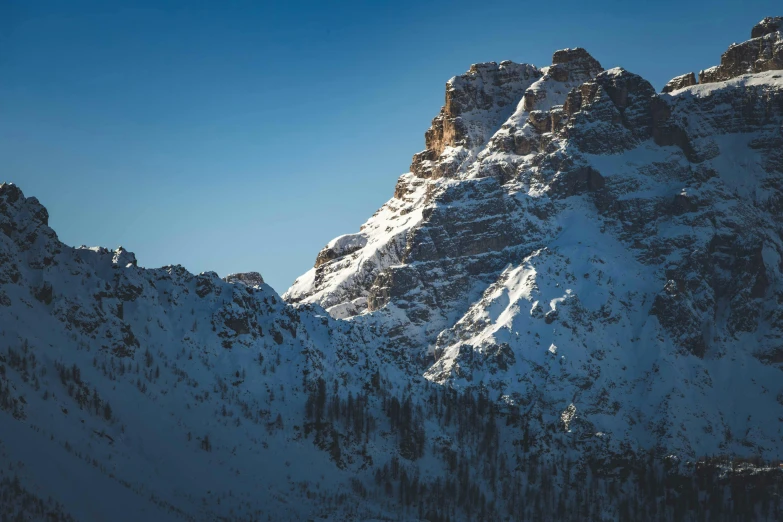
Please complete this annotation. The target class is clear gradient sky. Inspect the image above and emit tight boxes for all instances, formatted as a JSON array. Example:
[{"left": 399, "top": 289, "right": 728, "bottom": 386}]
[{"left": 2, "top": 0, "right": 779, "bottom": 293}]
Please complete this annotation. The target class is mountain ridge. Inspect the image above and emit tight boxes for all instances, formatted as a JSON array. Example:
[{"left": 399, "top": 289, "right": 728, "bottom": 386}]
[{"left": 3, "top": 16, "right": 783, "bottom": 521}]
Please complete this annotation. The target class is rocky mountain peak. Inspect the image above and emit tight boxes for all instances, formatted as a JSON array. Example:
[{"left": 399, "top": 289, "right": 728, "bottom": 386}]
[
  {"left": 752, "top": 16, "right": 783, "bottom": 38},
  {"left": 1, "top": 182, "right": 49, "bottom": 228},
  {"left": 661, "top": 72, "right": 697, "bottom": 93},
  {"left": 0, "top": 182, "right": 23, "bottom": 205},
  {"left": 112, "top": 247, "right": 137, "bottom": 268},
  {"left": 662, "top": 17, "right": 782, "bottom": 92},
  {"left": 405, "top": 48, "right": 606, "bottom": 183},
  {"left": 699, "top": 16, "right": 782, "bottom": 84},
  {"left": 548, "top": 47, "right": 603, "bottom": 83},
  {"left": 520, "top": 47, "right": 603, "bottom": 112},
  {"left": 0, "top": 183, "right": 60, "bottom": 275},
  {"left": 410, "top": 60, "right": 541, "bottom": 179},
  {"left": 223, "top": 271, "right": 265, "bottom": 287}
]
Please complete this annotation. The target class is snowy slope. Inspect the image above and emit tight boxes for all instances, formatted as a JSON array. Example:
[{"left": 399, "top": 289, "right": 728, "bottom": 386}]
[{"left": 0, "top": 183, "right": 431, "bottom": 520}]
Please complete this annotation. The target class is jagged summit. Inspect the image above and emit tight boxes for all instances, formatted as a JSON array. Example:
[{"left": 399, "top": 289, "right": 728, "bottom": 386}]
[
  {"left": 543, "top": 47, "right": 603, "bottom": 87},
  {"left": 662, "top": 15, "right": 782, "bottom": 92},
  {"left": 409, "top": 59, "right": 541, "bottom": 179},
  {"left": 223, "top": 271, "right": 264, "bottom": 287},
  {"left": 752, "top": 16, "right": 783, "bottom": 38},
  {"left": 406, "top": 48, "right": 605, "bottom": 182},
  {"left": 661, "top": 72, "right": 697, "bottom": 93},
  {"left": 112, "top": 246, "right": 137, "bottom": 268},
  {"left": 700, "top": 18, "right": 782, "bottom": 83}
]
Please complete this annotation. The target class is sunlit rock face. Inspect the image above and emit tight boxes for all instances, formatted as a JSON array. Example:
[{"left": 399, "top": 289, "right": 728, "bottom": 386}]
[
  {"left": 699, "top": 17, "right": 783, "bottom": 84},
  {"left": 223, "top": 271, "right": 264, "bottom": 286},
  {"left": 662, "top": 72, "right": 697, "bottom": 93}
]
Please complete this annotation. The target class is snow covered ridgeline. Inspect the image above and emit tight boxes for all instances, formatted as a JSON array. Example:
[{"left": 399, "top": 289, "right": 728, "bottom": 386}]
[{"left": 0, "top": 182, "right": 406, "bottom": 519}]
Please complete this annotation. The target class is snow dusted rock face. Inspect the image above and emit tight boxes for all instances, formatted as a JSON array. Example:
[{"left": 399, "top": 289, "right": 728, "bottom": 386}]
[
  {"left": 752, "top": 16, "right": 783, "bottom": 38},
  {"left": 559, "top": 67, "right": 658, "bottom": 155},
  {"left": 700, "top": 18, "right": 782, "bottom": 83},
  {"left": 285, "top": 49, "right": 605, "bottom": 324},
  {"left": 222, "top": 271, "right": 264, "bottom": 286},
  {"left": 287, "top": 18, "right": 783, "bottom": 459},
  {"left": 284, "top": 175, "right": 429, "bottom": 319},
  {"left": 522, "top": 47, "right": 603, "bottom": 112},
  {"left": 484, "top": 48, "right": 603, "bottom": 159},
  {"left": 661, "top": 72, "right": 697, "bottom": 93},
  {"left": 409, "top": 60, "right": 542, "bottom": 180},
  {"left": 314, "top": 233, "right": 368, "bottom": 268}
]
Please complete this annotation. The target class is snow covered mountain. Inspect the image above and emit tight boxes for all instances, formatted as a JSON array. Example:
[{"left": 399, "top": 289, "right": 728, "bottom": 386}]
[
  {"left": 3, "top": 16, "right": 783, "bottom": 522},
  {"left": 286, "top": 15, "right": 783, "bottom": 461}
]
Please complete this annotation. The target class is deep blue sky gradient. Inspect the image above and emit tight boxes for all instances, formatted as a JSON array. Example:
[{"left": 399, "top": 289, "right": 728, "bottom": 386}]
[{"left": 2, "top": 0, "right": 779, "bottom": 292}]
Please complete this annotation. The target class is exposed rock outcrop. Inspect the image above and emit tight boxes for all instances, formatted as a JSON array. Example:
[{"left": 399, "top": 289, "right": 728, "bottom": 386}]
[
  {"left": 752, "top": 16, "right": 783, "bottom": 38},
  {"left": 661, "top": 72, "right": 697, "bottom": 93},
  {"left": 700, "top": 19, "right": 782, "bottom": 83},
  {"left": 523, "top": 48, "right": 603, "bottom": 112},
  {"left": 313, "top": 233, "right": 368, "bottom": 268},
  {"left": 410, "top": 61, "right": 541, "bottom": 179},
  {"left": 561, "top": 67, "right": 657, "bottom": 154},
  {"left": 223, "top": 271, "right": 264, "bottom": 287}
]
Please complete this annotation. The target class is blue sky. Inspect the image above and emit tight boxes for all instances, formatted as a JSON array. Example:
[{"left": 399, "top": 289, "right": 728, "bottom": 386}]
[{"left": 2, "top": 0, "right": 778, "bottom": 293}]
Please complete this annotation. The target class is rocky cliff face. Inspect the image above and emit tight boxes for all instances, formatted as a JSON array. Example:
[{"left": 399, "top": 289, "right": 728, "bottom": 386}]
[
  {"left": 410, "top": 61, "right": 542, "bottom": 180},
  {"left": 286, "top": 18, "right": 783, "bottom": 459},
  {"left": 700, "top": 17, "right": 783, "bottom": 84},
  {"left": 660, "top": 17, "right": 783, "bottom": 91}
]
